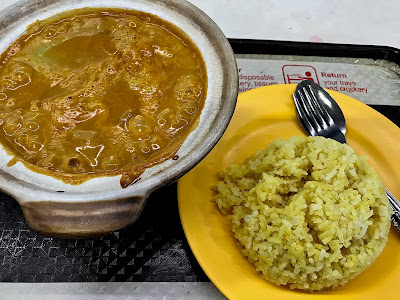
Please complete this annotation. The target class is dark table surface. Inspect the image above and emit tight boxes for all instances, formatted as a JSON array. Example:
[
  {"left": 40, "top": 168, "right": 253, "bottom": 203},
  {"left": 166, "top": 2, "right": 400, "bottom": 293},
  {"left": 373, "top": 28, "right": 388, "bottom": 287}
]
[{"left": 0, "top": 182, "right": 208, "bottom": 282}]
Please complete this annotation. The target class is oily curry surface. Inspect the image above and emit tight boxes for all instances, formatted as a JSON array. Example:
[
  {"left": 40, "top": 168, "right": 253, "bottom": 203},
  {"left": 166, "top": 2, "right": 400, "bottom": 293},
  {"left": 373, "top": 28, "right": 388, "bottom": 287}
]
[{"left": 0, "top": 8, "right": 207, "bottom": 187}]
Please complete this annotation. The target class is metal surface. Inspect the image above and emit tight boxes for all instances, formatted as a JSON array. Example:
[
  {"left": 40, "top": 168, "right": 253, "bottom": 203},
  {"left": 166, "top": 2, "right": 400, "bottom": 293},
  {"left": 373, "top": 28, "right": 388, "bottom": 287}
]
[
  {"left": 297, "top": 80, "right": 347, "bottom": 135},
  {"left": 293, "top": 81, "right": 346, "bottom": 143},
  {"left": 386, "top": 190, "right": 400, "bottom": 232}
]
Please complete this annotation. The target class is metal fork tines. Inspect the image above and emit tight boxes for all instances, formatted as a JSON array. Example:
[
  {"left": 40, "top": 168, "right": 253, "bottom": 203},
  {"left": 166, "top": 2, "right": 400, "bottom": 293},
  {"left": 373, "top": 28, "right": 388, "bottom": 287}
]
[{"left": 293, "top": 86, "right": 346, "bottom": 144}]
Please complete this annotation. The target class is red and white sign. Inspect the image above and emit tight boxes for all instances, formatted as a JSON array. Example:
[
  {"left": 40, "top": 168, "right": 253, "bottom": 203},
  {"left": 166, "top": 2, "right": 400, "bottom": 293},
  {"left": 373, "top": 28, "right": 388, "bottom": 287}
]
[{"left": 282, "top": 65, "right": 320, "bottom": 84}]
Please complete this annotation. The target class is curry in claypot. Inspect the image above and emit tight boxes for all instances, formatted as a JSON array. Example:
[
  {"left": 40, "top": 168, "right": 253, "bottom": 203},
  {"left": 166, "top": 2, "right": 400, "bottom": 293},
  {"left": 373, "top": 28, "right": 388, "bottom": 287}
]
[{"left": 0, "top": 8, "right": 207, "bottom": 187}]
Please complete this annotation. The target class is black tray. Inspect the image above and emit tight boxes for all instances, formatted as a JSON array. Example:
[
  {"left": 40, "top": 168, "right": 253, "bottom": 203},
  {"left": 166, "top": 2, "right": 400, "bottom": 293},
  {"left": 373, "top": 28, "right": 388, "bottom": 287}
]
[
  {"left": 1, "top": 40, "right": 399, "bottom": 282},
  {"left": 230, "top": 39, "right": 400, "bottom": 127}
]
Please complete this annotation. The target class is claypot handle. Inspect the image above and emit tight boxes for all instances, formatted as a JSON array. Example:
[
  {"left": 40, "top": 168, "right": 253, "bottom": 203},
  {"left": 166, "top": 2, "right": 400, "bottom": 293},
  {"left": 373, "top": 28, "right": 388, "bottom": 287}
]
[{"left": 19, "top": 196, "right": 147, "bottom": 238}]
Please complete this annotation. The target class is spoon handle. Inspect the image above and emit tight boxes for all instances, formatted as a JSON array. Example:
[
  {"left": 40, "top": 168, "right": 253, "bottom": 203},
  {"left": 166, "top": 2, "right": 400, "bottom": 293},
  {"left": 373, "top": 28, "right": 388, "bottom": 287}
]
[{"left": 386, "top": 188, "right": 400, "bottom": 232}]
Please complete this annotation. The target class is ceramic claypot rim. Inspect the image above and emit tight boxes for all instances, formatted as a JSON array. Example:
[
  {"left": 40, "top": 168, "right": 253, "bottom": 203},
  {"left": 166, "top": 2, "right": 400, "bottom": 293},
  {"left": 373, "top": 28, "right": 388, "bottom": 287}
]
[{"left": 0, "top": 0, "right": 239, "bottom": 203}]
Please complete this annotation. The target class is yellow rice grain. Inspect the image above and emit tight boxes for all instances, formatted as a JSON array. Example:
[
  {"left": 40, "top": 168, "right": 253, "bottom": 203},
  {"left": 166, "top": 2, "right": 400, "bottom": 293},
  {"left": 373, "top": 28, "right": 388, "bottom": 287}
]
[{"left": 213, "top": 136, "right": 391, "bottom": 291}]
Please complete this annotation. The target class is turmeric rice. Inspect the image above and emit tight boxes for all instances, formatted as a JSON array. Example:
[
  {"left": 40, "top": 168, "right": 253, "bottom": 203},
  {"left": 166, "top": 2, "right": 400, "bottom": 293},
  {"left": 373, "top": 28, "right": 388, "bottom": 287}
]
[{"left": 213, "top": 136, "right": 391, "bottom": 291}]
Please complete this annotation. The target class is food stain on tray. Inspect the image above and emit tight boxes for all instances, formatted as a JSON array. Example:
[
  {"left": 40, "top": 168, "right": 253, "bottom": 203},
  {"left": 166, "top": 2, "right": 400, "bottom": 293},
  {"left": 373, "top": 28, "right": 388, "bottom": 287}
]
[{"left": 0, "top": 8, "right": 207, "bottom": 187}]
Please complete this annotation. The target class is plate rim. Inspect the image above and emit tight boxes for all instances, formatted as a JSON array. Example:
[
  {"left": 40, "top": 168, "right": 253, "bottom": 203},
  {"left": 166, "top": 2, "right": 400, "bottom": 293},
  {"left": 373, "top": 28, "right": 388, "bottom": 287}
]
[{"left": 178, "top": 84, "right": 400, "bottom": 299}]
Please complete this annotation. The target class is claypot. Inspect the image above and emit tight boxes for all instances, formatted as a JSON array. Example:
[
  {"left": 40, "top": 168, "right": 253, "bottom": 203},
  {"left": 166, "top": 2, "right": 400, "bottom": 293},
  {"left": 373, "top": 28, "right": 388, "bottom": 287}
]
[{"left": 0, "top": 0, "right": 238, "bottom": 237}]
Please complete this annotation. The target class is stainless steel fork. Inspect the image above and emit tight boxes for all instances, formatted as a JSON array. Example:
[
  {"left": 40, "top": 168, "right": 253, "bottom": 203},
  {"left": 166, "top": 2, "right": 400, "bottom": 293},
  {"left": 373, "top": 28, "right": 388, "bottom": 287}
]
[{"left": 293, "top": 82, "right": 400, "bottom": 231}]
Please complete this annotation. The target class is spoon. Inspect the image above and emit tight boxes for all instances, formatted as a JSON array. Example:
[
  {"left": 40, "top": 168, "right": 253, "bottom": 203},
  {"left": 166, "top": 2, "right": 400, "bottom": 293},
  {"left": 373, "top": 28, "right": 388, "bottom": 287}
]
[{"left": 296, "top": 80, "right": 346, "bottom": 138}]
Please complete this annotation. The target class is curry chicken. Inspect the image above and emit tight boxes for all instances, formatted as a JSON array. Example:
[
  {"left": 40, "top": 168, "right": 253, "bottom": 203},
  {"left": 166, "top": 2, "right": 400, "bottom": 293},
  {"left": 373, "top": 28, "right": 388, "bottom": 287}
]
[{"left": 0, "top": 8, "right": 207, "bottom": 187}]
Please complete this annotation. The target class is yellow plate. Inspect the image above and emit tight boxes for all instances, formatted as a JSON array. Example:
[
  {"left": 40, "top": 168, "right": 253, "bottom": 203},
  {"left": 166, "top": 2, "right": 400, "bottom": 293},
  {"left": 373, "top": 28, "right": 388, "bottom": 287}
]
[{"left": 178, "top": 84, "right": 400, "bottom": 299}]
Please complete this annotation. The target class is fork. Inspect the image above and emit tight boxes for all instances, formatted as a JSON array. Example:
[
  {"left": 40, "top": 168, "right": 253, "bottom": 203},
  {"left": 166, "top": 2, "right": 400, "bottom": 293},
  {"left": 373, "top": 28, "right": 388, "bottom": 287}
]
[{"left": 293, "top": 83, "right": 400, "bottom": 232}]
